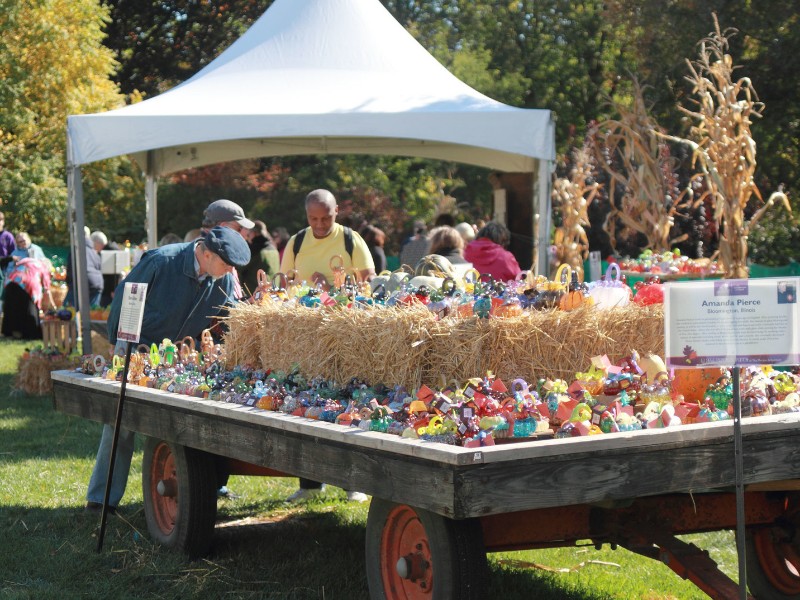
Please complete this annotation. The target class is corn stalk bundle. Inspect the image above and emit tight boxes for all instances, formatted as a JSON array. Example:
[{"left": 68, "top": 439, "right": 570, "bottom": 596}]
[
  {"left": 660, "top": 16, "right": 791, "bottom": 278},
  {"left": 592, "top": 79, "right": 690, "bottom": 254},
  {"left": 552, "top": 146, "right": 599, "bottom": 280}
]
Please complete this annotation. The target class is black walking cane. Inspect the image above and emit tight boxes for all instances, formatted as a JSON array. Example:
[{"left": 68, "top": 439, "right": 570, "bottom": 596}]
[{"left": 96, "top": 340, "right": 134, "bottom": 552}]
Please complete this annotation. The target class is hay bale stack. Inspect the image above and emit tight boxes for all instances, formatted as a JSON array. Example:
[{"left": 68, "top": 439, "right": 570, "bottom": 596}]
[
  {"left": 318, "top": 304, "right": 434, "bottom": 387},
  {"left": 90, "top": 331, "right": 114, "bottom": 359},
  {"left": 422, "top": 318, "right": 491, "bottom": 388},
  {"left": 224, "top": 301, "right": 665, "bottom": 388},
  {"left": 485, "top": 304, "right": 664, "bottom": 382},
  {"left": 252, "top": 301, "right": 327, "bottom": 375},
  {"left": 15, "top": 353, "right": 78, "bottom": 396},
  {"left": 224, "top": 301, "right": 269, "bottom": 368}
]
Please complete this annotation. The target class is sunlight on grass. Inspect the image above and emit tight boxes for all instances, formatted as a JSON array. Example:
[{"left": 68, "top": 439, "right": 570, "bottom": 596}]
[{"left": 0, "top": 415, "right": 31, "bottom": 430}]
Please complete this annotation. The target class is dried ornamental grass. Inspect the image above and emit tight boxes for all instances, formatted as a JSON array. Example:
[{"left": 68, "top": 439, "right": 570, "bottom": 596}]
[
  {"left": 659, "top": 16, "right": 791, "bottom": 278},
  {"left": 592, "top": 79, "right": 689, "bottom": 255},
  {"left": 553, "top": 145, "right": 600, "bottom": 280}
]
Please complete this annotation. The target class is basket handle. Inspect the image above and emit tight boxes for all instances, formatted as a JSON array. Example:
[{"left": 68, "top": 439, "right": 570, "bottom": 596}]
[
  {"left": 510, "top": 378, "right": 530, "bottom": 395},
  {"left": 329, "top": 254, "right": 345, "bottom": 288},
  {"left": 440, "top": 277, "right": 457, "bottom": 296},
  {"left": 554, "top": 263, "right": 572, "bottom": 291},
  {"left": 604, "top": 263, "right": 622, "bottom": 286},
  {"left": 268, "top": 272, "right": 284, "bottom": 291}
]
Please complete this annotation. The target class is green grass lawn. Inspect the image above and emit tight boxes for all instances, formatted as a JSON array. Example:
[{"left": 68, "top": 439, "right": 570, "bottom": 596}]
[{"left": 0, "top": 338, "right": 740, "bottom": 599}]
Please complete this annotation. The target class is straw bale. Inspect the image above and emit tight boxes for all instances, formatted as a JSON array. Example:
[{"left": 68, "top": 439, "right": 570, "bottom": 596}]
[
  {"left": 223, "top": 302, "right": 269, "bottom": 368},
  {"left": 90, "top": 331, "right": 114, "bottom": 360},
  {"left": 223, "top": 300, "right": 665, "bottom": 389},
  {"left": 485, "top": 304, "right": 664, "bottom": 382},
  {"left": 267, "top": 305, "right": 328, "bottom": 376},
  {"left": 422, "top": 317, "right": 490, "bottom": 388},
  {"left": 15, "top": 353, "right": 78, "bottom": 396},
  {"left": 317, "top": 304, "right": 435, "bottom": 387}
]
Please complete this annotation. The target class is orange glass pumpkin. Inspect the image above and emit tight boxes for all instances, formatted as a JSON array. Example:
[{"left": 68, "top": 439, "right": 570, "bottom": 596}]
[
  {"left": 671, "top": 367, "right": 726, "bottom": 403},
  {"left": 559, "top": 268, "right": 592, "bottom": 311}
]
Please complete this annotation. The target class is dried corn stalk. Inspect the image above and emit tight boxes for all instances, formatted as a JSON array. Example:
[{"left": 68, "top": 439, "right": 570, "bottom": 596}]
[
  {"left": 552, "top": 146, "right": 599, "bottom": 280},
  {"left": 592, "top": 79, "right": 690, "bottom": 254},
  {"left": 660, "top": 16, "right": 790, "bottom": 278}
]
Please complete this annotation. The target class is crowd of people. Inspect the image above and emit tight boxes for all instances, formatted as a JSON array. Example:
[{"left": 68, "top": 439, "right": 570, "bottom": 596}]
[{"left": 0, "top": 197, "right": 525, "bottom": 343}]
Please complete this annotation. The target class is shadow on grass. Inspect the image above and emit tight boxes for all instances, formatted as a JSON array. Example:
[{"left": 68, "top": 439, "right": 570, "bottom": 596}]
[
  {"left": 1, "top": 500, "right": 615, "bottom": 600},
  {"left": 0, "top": 387, "right": 107, "bottom": 463}
]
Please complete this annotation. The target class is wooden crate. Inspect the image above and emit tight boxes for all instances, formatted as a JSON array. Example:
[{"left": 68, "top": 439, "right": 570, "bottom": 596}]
[{"left": 42, "top": 319, "right": 78, "bottom": 354}]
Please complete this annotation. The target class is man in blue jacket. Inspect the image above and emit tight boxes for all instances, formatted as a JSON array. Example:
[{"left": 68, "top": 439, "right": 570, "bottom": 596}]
[{"left": 86, "top": 227, "right": 250, "bottom": 513}]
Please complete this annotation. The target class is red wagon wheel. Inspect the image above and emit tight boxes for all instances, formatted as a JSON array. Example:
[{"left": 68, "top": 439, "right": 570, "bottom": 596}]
[
  {"left": 142, "top": 437, "right": 218, "bottom": 558},
  {"left": 365, "top": 498, "right": 487, "bottom": 600},
  {"left": 746, "top": 525, "right": 800, "bottom": 600}
]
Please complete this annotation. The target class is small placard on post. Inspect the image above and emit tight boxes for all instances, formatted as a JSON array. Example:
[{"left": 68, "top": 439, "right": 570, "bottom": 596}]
[{"left": 116, "top": 282, "right": 147, "bottom": 343}]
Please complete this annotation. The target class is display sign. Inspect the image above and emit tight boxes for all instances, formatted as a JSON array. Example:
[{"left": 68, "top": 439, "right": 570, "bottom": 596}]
[
  {"left": 664, "top": 277, "right": 800, "bottom": 368},
  {"left": 116, "top": 282, "right": 147, "bottom": 343},
  {"left": 100, "top": 250, "right": 131, "bottom": 275}
]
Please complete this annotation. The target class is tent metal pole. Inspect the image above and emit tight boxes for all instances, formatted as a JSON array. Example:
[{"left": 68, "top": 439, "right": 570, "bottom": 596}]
[
  {"left": 145, "top": 151, "right": 158, "bottom": 248},
  {"left": 535, "top": 158, "right": 554, "bottom": 277},
  {"left": 66, "top": 133, "right": 92, "bottom": 354}
]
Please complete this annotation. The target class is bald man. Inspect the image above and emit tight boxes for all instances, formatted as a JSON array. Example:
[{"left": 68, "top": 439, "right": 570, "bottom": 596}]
[{"left": 280, "top": 189, "right": 375, "bottom": 289}]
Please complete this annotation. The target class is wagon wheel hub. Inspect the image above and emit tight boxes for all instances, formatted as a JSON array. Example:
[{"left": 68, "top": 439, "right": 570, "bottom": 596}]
[
  {"left": 156, "top": 477, "right": 178, "bottom": 498},
  {"left": 396, "top": 553, "right": 430, "bottom": 581},
  {"left": 381, "top": 505, "right": 434, "bottom": 596}
]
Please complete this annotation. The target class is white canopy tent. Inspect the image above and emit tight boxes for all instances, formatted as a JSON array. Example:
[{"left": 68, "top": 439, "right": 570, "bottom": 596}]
[{"left": 66, "top": 0, "right": 555, "bottom": 350}]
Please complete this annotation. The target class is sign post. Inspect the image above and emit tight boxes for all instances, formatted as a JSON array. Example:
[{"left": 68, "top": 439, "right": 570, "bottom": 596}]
[
  {"left": 97, "top": 282, "right": 147, "bottom": 552},
  {"left": 665, "top": 277, "right": 799, "bottom": 599}
]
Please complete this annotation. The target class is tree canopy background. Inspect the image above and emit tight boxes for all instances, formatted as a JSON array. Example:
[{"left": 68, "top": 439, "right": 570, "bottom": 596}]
[{"left": 1, "top": 0, "right": 797, "bottom": 264}]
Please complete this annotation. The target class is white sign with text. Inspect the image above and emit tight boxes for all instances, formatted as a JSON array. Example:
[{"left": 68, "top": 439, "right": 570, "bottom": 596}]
[
  {"left": 664, "top": 277, "right": 800, "bottom": 368},
  {"left": 116, "top": 282, "right": 147, "bottom": 343}
]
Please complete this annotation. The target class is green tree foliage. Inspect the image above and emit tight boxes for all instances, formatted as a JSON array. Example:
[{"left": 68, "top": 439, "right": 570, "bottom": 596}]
[
  {"left": 0, "top": 0, "right": 139, "bottom": 245},
  {"left": 104, "top": 0, "right": 266, "bottom": 98},
  {"left": 748, "top": 200, "right": 800, "bottom": 267}
]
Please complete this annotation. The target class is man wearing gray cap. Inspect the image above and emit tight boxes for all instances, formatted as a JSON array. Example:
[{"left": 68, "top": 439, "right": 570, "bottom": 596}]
[
  {"left": 85, "top": 227, "right": 251, "bottom": 513},
  {"left": 202, "top": 199, "right": 255, "bottom": 234},
  {"left": 200, "top": 199, "right": 253, "bottom": 300}
]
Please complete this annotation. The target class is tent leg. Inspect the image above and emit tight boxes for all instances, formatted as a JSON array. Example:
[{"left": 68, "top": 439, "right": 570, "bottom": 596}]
[
  {"left": 145, "top": 151, "right": 158, "bottom": 249},
  {"left": 535, "top": 158, "right": 554, "bottom": 277},
  {"left": 67, "top": 162, "right": 92, "bottom": 355}
]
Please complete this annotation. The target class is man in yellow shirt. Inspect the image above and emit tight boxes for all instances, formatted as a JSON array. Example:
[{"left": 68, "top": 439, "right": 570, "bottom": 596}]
[
  {"left": 280, "top": 189, "right": 375, "bottom": 289},
  {"left": 280, "top": 189, "right": 374, "bottom": 504}
]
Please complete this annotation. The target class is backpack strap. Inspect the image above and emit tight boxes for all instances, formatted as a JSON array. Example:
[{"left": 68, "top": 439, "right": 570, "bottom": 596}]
[
  {"left": 292, "top": 226, "right": 354, "bottom": 259},
  {"left": 343, "top": 226, "right": 353, "bottom": 259},
  {"left": 292, "top": 228, "right": 307, "bottom": 257}
]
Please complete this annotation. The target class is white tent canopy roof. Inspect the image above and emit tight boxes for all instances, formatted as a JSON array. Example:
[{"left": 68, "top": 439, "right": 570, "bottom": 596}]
[{"left": 67, "top": 0, "right": 554, "bottom": 175}]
